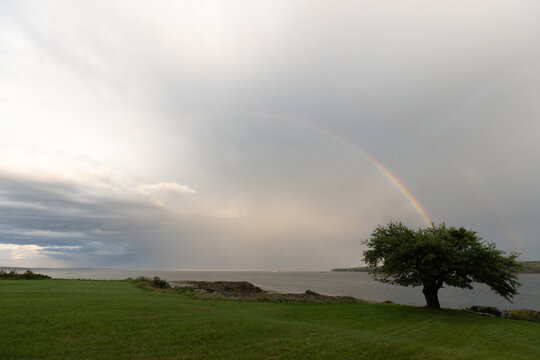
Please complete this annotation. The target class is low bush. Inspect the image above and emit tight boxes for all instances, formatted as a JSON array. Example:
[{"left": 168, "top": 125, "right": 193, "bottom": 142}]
[
  {"left": 505, "top": 309, "right": 540, "bottom": 322},
  {"left": 151, "top": 276, "right": 170, "bottom": 289},
  {"left": 132, "top": 276, "right": 170, "bottom": 290},
  {"left": 0, "top": 270, "right": 51, "bottom": 280}
]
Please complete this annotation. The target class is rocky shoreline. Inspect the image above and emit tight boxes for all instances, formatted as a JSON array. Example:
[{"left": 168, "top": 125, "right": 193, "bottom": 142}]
[{"left": 169, "top": 280, "right": 362, "bottom": 302}]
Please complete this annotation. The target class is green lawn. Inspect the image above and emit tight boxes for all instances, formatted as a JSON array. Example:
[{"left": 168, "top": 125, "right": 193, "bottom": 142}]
[{"left": 0, "top": 280, "right": 538, "bottom": 359}]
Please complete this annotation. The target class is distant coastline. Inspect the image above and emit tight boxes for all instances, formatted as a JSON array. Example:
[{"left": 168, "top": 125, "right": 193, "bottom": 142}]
[
  {"left": 331, "top": 267, "right": 377, "bottom": 272},
  {"left": 332, "top": 261, "right": 540, "bottom": 273},
  {"left": 519, "top": 261, "right": 540, "bottom": 273}
]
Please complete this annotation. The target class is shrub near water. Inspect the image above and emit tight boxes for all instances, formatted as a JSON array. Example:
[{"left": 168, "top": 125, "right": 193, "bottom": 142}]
[
  {"left": 151, "top": 276, "right": 170, "bottom": 289},
  {"left": 132, "top": 276, "right": 170, "bottom": 289},
  {"left": 0, "top": 270, "right": 51, "bottom": 280},
  {"left": 506, "top": 310, "right": 540, "bottom": 322}
]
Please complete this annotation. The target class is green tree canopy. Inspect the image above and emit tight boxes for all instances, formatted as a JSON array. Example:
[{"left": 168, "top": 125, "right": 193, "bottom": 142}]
[{"left": 363, "top": 222, "right": 521, "bottom": 309}]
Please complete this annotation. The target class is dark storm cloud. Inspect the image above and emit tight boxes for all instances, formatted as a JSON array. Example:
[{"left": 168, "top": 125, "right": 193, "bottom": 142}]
[{"left": 0, "top": 170, "right": 167, "bottom": 266}]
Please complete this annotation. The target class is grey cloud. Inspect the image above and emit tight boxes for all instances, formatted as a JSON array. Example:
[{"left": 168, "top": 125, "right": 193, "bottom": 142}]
[
  {"left": 0, "top": 171, "right": 169, "bottom": 266},
  {"left": 1, "top": 1, "right": 539, "bottom": 268}
]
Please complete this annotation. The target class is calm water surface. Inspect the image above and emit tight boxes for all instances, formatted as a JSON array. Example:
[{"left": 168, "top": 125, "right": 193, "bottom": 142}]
[{"left": 33, "top": 268, "right": 540, "bottom": 311}]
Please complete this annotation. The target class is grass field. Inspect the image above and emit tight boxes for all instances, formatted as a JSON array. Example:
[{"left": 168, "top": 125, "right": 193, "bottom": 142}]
[{"left": 1, "top": 280, "right": 539, "bottom": 359}]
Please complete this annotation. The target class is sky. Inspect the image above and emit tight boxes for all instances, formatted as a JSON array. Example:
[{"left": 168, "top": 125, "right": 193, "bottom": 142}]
[{"left": 1, "top": 0, "right": 539, "bottom": 270}]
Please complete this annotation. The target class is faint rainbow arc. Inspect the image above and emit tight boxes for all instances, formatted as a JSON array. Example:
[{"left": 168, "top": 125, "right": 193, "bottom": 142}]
[{"left": 249, "top": 112, "right": 433, "bottom": 226}]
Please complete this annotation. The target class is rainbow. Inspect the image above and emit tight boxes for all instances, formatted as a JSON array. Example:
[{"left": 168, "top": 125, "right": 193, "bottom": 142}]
[{"left": 249, "top": 112, "right": 433, "bottom": 226}]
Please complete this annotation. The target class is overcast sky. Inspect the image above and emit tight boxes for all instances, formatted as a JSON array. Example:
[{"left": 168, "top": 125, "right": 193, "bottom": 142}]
[{"left": 1, "top": 0, "right": 539, "bottom": 269}]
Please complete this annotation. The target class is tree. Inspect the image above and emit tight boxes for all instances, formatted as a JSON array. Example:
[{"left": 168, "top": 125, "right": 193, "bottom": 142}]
[{"left": 362, "top": 222, "right": 521, "bottom": 309}]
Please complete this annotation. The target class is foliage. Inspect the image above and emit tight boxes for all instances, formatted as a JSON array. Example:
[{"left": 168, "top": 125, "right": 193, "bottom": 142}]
[
  {"left": 0, "top": 269, "right": 51, "bottom": 280},
  {"left": 505, "top": 309, "right": 540, "bottom": 322},
  {"left": 1, "top": 279, "right": 540, "bottom": 359},
  {"left": 132, "top": 276, "right": 170, "bottom": 289},
  {"left": 363, "top": 222, "right": 521, "bottom": 309},
  {"left": 151, "top": 276, "right": 170, "bottom": 289}
]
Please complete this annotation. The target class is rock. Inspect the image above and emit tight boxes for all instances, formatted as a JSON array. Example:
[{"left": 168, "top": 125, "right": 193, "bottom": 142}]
[
  {"left": 171, "top": 281, "right": 264, "bottom": 296},
  {"left": 170, "top": 283, "right": 196, "bottom": 289},
  {"left": 468, "top": 306, "right": 502, "bottom": 317},
  {"left": 305, "top": 290, "right": 320, "bottom": 296}
]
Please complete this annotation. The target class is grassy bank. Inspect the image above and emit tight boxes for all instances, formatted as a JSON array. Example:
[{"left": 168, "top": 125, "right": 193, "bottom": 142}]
[{"left": 1, "top": 280, "right": 539, "bottom": 359}]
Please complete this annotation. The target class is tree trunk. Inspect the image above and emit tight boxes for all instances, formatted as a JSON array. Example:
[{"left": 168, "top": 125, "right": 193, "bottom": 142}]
[{"left": 422, "top": 283, "right": 441, "bottom": 309}]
